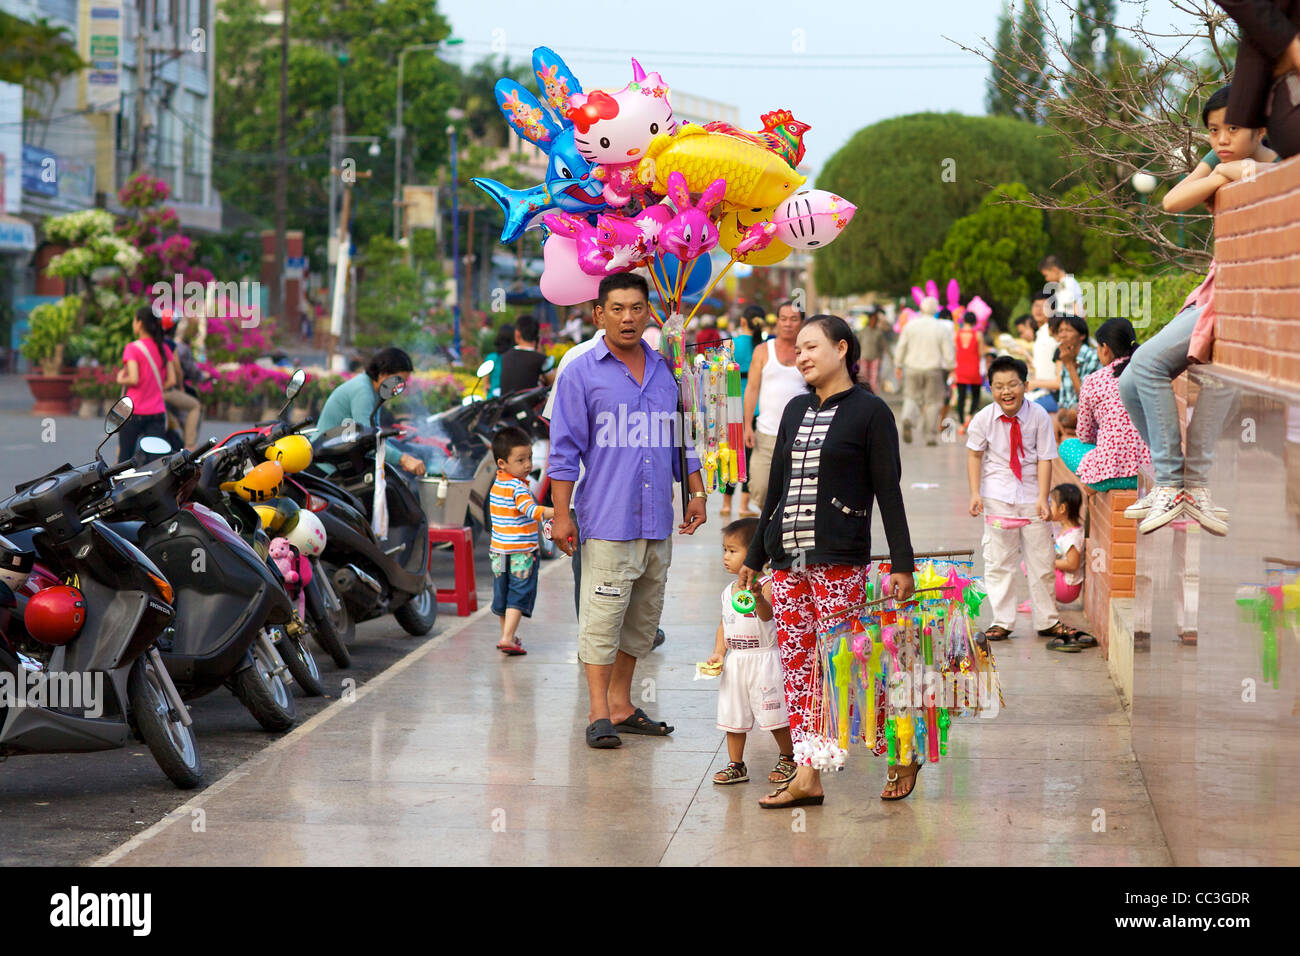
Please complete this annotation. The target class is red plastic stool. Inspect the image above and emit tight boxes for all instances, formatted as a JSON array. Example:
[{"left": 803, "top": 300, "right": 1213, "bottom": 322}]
[{"left": 428, "top": 526, "right": 478, "bottom": 616}]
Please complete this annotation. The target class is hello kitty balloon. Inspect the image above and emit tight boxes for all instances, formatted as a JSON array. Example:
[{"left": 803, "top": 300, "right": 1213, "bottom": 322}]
[
  {"left": 566, "top": 58, "right": 677, "bottom": 207},
  {"left": 771, "top": 189, "right": 857, "bottom": 249}
]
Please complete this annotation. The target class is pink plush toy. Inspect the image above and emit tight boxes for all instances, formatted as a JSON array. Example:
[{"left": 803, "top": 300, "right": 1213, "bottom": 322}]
[
  {"left": 269, "top": 537, "right": 299, "bottom": 589},
  {"left": 658, "top": 171, "right": 725, "bottom": 263}
]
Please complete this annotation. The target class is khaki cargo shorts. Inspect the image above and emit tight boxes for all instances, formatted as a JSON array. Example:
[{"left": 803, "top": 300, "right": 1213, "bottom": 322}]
[{"left": 577, "top": 537, "right": 672, "bottom": 666}]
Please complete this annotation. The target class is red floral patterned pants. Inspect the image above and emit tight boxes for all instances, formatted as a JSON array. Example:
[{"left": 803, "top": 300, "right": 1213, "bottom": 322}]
[{"left": 771, "top": 563, "right": 870, "bottom": 750}]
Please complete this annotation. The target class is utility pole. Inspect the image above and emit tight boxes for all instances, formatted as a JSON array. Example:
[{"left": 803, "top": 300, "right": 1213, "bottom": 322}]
[
  {"left": 132, "top": 0, "right": 150, "bottom": 174},
  {"left": 272, "top": 0, "right": 289, "bottom": 323}
]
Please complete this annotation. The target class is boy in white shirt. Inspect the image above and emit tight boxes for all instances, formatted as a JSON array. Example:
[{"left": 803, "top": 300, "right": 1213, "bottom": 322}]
[{"left": 966, "top": 356, "right": 1096, "bottom": 652}]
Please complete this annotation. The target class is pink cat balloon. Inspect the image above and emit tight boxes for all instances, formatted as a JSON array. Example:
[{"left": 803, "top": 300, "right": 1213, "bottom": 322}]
[
  {"left": 771, "top": 189, "right": 856, "bottom": 249},
  {"left": 658, "top": 172, "right": 725, "bottom": 262},
  {"left": 566, "top": 58, "right": 677, "bottom": 207}
]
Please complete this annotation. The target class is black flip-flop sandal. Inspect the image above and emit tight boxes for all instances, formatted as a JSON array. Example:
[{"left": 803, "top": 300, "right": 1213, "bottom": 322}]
[
  {"left": 585, "top": 718, "right": 622, "bottom": 749},
  {"left": 984, "top": 625, "right": 1013, "bottom": 642},
  {"left": 614, "top": 707, "right": 674, "bottom": 736}
]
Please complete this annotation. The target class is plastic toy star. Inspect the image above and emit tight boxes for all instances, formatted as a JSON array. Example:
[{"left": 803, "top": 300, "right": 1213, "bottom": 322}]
[
  {"left": 963, "top": 586, "right": 987, "bottom": 617},
  {"left": 1267, "top": 584, "right": 1285, "bottom": 612},
  {"left": 941, "top": 567, "right": 965, "bottom": 601}
]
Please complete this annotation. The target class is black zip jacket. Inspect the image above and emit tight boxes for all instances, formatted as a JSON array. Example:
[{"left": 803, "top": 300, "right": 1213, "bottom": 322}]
[{"left": 745, "top": 385, "right": 915, "bottom": 574}]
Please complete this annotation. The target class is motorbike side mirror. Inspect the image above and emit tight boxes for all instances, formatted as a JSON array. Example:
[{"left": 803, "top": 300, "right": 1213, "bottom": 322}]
[
  {"left": 475, "top": 359, "right": 495, "bottom": 379},
  {"left": 139, "top": 437, "right": 172, "bottom": 456},
  {"left": 278, "top": 368, "right": 307, "bottom": 419},
  {"left": 105, "top": 396, "right": 134, "bottom": 435},
  {"left": 378, "top": 375, "right": 406, "bottom": 403},
  {"left": 285, "top": 368, "right": 305, "bottom": 401},
  {"left": 372, "top": 374, "right": 406, "bottom": 428},
  {"left": 96, "top": 396, "right": 134, "bottom": 464}
]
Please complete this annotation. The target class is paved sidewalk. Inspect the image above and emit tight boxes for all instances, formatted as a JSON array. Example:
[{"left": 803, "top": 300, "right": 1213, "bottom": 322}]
[{"left": 96, "top": 434, "right": 1169, "bottom": 866}]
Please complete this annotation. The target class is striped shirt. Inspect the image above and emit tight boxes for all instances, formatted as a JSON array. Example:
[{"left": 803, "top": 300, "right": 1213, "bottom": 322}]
[
  {"left": 489, "top": 470, "right": 543, "bottom": 554},
  {"left": 780, "top": 404, "right": 840, "bottom": 554}
]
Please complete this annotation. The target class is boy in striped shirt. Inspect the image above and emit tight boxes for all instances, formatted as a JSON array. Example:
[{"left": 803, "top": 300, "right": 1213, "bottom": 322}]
[{"left": 489, "top": 426, "right": 554, "bottom": 656}]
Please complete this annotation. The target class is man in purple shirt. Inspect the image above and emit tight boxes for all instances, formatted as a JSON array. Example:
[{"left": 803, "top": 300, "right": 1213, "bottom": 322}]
[{"left": 550, "top": 273, "right": 707, "bottom": 749}]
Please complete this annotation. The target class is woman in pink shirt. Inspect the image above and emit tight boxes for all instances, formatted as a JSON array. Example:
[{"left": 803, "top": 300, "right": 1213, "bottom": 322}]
[
  {"left": 1060, "top": 318, "right": 1150, "bottom": 492},
  {"left": 115, "top": 306, "right": 176, "bottom": 462}
]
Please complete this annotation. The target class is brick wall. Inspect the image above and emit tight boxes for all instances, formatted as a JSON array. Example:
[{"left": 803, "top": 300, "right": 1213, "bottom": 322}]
[
  {"left": 1049, "top": 457, "right": 1135, "bottom": 656},
  {"left": 1213, "top": 155, "right": 1300, "bottom": 387},
  {"left": 1083, "top": 487, "right": 1137, "bottom": 656}
]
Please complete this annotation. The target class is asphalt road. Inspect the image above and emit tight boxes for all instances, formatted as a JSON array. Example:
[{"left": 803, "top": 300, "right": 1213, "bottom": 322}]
[{"left": 0, "top": 384, "right": 504, "bottom": 865}]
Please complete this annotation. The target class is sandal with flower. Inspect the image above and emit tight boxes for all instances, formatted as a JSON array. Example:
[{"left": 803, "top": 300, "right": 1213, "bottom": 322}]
[{"left": 881, "top": 762, "right": 921, "bottom": 801}]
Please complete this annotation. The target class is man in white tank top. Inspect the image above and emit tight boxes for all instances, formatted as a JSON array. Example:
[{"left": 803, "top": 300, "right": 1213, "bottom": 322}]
[{"left": 743, "top": 302, "right": 807, "bottom": 512}]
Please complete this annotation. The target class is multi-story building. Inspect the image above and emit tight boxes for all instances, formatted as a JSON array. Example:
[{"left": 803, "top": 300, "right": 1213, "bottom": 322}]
[{"left": 1, "top": 0, "right": 219, "bottom": 359}]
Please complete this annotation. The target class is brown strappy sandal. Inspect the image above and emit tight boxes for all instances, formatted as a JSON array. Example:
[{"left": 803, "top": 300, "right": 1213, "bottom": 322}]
[{"left": 881, "top": 762, "right": 921, "bottom": 801}]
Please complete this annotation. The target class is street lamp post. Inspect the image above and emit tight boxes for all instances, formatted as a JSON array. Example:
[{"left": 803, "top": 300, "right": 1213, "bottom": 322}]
[
  {"left": 393, "top": 38, "right": 463, "bottom": 242},
  {"left": 448, "top": 122, "right": 461, "bottom": 360}
]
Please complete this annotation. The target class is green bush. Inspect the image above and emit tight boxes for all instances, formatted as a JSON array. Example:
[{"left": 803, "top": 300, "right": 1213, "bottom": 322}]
[
  {"left": 21, "top": 296, "right": 80, "bottom": 373},
  {"left": 1074, "top": 269, "right": 1203, "bottom": 343}
]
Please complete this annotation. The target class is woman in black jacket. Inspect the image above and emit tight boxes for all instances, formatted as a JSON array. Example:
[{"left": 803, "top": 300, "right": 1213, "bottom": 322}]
[{"left": 740, "top": 314, "right": 918, "bottom": 806}]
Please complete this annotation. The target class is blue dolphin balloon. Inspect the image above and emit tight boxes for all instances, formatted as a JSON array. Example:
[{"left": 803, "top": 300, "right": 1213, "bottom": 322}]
[{"left": 472, "top": 47, "right": 606, "bottom": 243}]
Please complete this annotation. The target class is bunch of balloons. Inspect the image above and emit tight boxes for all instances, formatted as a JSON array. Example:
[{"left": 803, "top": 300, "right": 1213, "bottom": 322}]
[{"left": 473, "top": 46, "right": 857, "bottom": 326}]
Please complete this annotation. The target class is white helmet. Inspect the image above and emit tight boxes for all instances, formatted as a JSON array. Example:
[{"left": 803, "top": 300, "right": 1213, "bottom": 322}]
[{"left": 285, "top": 508, "right": 326, "bottom": 557}]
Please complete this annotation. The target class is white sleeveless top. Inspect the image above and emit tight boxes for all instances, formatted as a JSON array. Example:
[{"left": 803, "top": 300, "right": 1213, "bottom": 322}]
[
  {"left": 721, "top": 583, "right": 778, "bottom": 651},
  {"left": 756, "top": 339, "right": 807, "bottom": 436}
]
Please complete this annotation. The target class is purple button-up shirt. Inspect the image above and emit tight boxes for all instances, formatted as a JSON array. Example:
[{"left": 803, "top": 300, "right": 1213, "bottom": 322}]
[{"left": 549, "top": 337, "right": 699, "bottom": 542}]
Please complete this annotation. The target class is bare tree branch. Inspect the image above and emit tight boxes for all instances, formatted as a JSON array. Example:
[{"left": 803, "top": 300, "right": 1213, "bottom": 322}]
[{"left": 948, "top": 0, "right": 1233, "bottom": 272}]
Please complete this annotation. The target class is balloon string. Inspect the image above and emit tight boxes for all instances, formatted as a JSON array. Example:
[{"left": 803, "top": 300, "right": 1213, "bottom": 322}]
[
  {"left": 677, "top": 257, "right": 700, "bottom": 320},
  {"left": 685, "top": 256, "right": 737, "bottom": 327},
  {"left": 648, "top": 259, "right": 671, "bottom": 313}
]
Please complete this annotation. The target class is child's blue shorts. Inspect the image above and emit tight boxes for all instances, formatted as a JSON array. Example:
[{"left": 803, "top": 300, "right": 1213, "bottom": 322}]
[{"left": 491, "top": 551, "right": 540, "bottom": 617}]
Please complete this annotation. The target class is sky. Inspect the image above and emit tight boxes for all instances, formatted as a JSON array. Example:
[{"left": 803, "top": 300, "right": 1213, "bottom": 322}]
[{"left": 438, "top": 0, "right": 1210, "bottom": 183}]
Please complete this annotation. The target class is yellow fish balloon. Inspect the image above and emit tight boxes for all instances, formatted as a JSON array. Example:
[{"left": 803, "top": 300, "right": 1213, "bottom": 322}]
[
  {"left": 717, "top": 205, "right": 792, "bottom": 265},
  {"left": 637, "top": 125, "right": 804, "bottom": 212}
]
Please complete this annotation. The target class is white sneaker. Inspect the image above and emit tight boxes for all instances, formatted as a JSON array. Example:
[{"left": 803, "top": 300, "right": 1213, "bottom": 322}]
[
  {"left": 1124, "top": 490, "right": 1157, "bottom": 520},
  {"left": 1125, "top": 488, "right": 1228, "bottom": 521},
  {"left": 1181, "top": 487, "right": 1229, "bottom": 536},
  {"left": 1138, "top": 486, "right": 1185, "bottom": 534}
]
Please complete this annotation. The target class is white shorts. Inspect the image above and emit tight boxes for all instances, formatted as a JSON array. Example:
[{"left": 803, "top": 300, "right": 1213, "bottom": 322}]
[{"left": 716, "top": 648, "right": 789, "bottom": 733}]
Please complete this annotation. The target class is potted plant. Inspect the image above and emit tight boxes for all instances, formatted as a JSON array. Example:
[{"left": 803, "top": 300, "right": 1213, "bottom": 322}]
[{"left": 20, "top": 296, "right": 80, "bottom": 413}]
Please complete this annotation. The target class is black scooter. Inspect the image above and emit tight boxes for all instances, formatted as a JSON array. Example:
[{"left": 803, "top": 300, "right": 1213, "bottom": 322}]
[
  {"left": 0, "top": 399, "right": 202, "bottom": 788},
  {"left": 99, "top": 433, "right": 299, "bottom": 732},
  {"left": 303, "top": 375, "right": 436, "bottom": 636}
]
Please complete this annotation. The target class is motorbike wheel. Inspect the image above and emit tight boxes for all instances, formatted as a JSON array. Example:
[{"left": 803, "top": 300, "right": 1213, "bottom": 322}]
[
  {"left": 305, "top": 571, "right": 353, "bottom": 668},
  {"left": 129, "top": 656, "right": 203, "bottom": 790},
  {"left": 231, "top": 634, "right": 297, "bottom": 732},
  {"left": 275, "top": 625, "right": 325, "bottom": 697},
  {"left": 393, "top": 579, "right": 438, "bottom": 636}
]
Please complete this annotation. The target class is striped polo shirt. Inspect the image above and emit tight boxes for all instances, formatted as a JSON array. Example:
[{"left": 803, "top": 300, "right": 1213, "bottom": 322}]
[{"left": 489, "top": 470, "right": 543, "bottom": 554}]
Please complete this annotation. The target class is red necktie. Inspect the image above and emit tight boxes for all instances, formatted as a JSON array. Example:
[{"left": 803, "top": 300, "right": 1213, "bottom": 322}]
[{"left": 1000, "top": 414, "right": 1023, "bottom": 481}]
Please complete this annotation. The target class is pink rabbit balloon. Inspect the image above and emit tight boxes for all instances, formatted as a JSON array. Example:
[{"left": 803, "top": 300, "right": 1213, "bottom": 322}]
[{"left": 658, "top": 171, "right": 725, "bottom": 262}]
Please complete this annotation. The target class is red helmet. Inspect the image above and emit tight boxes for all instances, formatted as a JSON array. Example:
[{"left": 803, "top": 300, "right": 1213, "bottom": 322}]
[
  {"left": 160, "top": 308, "right": 177, "bottom": 331},
  {"left": 25, "top": 584, "right": 86, "bottom": 646}
]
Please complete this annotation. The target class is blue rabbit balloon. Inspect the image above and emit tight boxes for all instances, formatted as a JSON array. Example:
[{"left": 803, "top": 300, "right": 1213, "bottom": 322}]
[{"left": 472, "top": 47, "right": 606, "bottom": 243}]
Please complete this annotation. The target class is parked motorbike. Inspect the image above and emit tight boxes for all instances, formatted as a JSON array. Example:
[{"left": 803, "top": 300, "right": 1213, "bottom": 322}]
[
  {"left": 94, "top": 425, "right": 303, "bottom": 731},
  {"left": 196, "top": 370, "right": 352, "bottom": 670},
  {"left": 304, "top": 375, "right": 437, "bottom": 637},
  {"left": 0, "top": 398, "right": 203, "bottom": 788}
]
